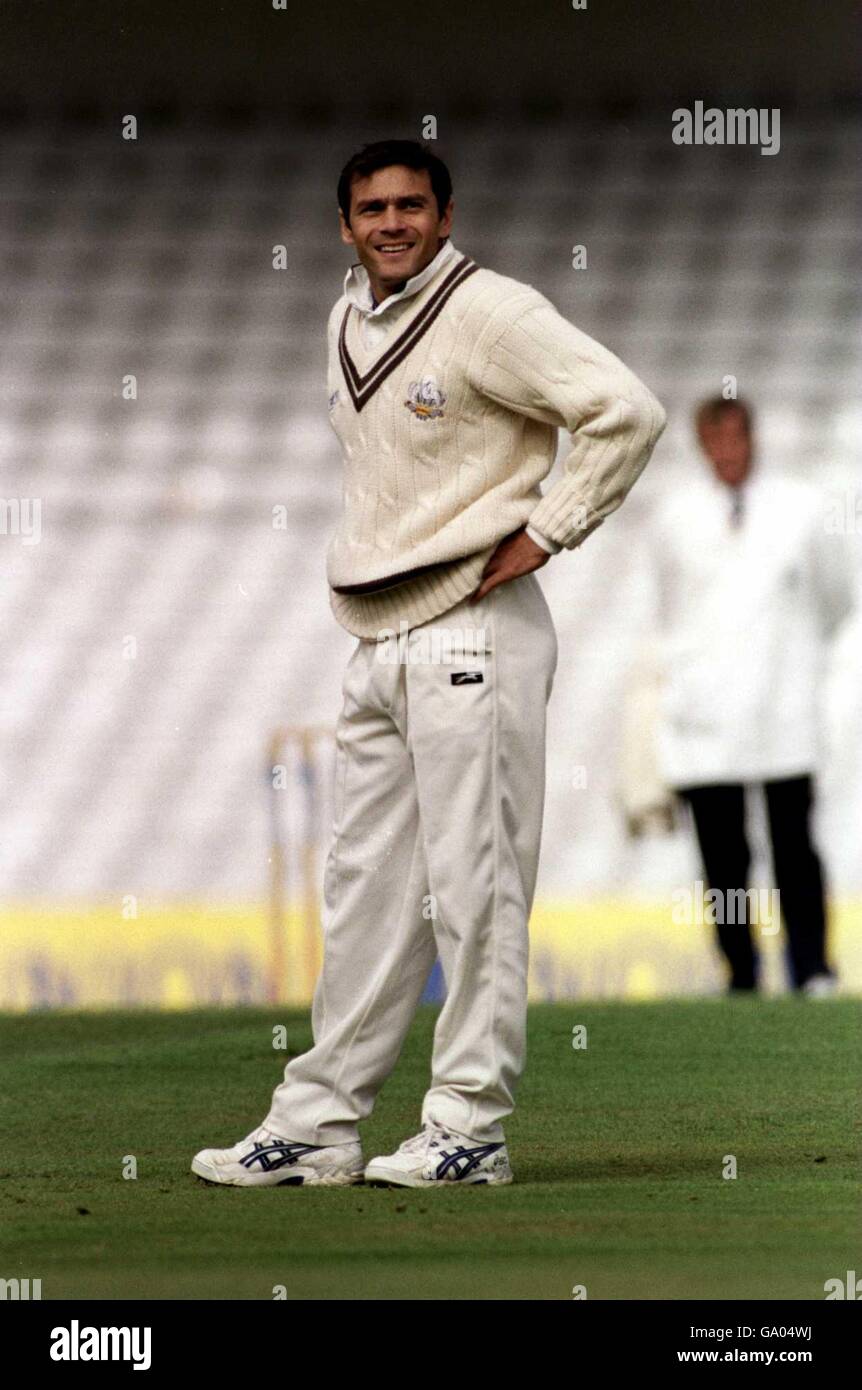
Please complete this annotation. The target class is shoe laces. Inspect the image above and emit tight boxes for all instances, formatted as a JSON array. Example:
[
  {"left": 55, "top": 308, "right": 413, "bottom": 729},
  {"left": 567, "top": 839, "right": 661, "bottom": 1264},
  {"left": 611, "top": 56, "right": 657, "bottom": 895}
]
[
  {"left": 240, "top": 1125, "right": 284, "bottom": 1148},
  {"left": 398, "top": 1124, "right": 455, "bottom": 1155}
]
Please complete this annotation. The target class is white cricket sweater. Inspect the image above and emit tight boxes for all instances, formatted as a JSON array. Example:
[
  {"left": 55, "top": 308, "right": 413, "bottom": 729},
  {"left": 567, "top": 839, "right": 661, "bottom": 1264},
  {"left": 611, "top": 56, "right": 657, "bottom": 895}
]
[
  {"left": 340, "top": 239, "right": 561, "bottom": 562},
  {"left": 325, "top": 243, "right": 666, "bottom": 638}
]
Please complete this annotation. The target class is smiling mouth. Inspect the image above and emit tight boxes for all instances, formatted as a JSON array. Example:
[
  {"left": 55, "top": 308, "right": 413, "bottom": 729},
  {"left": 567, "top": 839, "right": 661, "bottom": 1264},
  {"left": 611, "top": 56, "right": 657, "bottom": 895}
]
[{"left": 376, "top": 243, "right": 414, "bottom": 255}]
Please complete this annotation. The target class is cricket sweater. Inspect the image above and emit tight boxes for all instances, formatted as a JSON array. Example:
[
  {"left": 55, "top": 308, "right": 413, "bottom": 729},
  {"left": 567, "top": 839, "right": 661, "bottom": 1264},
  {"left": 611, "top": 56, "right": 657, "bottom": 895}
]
[
  {"left": 325, "top": 241, "right": 666, "bottom": 638},
  {"left": 338, "top": 239, "right": 560, "bottom": 564}
]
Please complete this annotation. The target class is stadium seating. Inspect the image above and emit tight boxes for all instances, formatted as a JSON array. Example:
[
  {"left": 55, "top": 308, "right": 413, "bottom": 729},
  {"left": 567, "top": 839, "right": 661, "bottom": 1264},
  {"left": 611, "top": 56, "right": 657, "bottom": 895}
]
[{"left": 0, "top": 112, "right": 858, "bottom": 906}]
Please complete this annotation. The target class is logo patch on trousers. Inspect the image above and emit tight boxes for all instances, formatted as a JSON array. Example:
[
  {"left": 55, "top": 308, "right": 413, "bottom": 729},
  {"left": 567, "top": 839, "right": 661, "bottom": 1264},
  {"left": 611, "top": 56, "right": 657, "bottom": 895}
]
[{"left": 451, "top": 671, "right": 484, "bottom": 685}]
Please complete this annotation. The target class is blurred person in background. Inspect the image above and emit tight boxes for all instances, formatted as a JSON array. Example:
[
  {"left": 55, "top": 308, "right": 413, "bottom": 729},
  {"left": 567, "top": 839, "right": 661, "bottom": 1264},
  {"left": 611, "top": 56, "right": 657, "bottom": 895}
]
[{"left": 634, "top": 396, "right": 856, "bottom": 995}]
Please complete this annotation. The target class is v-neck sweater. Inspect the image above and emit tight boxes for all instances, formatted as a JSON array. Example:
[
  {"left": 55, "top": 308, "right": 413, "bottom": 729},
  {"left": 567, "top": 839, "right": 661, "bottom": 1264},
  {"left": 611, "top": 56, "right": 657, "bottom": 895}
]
[{"left": 325, "top": 249, "right": 666, "bottom": 638}]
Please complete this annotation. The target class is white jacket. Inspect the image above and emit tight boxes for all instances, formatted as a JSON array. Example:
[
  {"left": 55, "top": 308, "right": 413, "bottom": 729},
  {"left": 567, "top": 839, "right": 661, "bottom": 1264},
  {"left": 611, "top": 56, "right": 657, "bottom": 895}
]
[{"left": 644, "top": 469, "right": 856, "bottom": 788}]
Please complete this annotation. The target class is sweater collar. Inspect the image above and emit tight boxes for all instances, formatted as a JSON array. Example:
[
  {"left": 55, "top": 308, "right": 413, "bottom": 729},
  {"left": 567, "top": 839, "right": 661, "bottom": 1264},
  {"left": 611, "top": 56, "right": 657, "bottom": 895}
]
[{"left": 343, "top": 239, "right": 460, "bottom": 318}]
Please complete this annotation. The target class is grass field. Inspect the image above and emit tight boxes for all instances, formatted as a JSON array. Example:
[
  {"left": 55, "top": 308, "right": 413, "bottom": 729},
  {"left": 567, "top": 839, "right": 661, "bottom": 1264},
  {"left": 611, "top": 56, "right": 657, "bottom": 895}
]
[{"left": 1, "top": 1000, "right": 858, "bottom": 1301}]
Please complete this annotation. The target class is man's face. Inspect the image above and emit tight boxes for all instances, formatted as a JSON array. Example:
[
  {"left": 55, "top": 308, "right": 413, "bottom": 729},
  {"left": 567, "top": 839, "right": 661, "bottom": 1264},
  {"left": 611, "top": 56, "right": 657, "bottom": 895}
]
[
  {"left": 697, "top": 409, "right": 753, "bottom": 487},
  {"left": 339, "top": 165, "right": 453, "bottom": 300}
]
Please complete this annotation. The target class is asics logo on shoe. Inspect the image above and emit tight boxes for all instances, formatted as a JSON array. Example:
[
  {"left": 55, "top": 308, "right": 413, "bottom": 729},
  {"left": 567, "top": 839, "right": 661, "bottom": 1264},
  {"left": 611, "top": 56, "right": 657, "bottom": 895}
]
[
  {"left": 434, "top": 1142, "right": 504, "bottom": 1181},
  {"left": 239, "top": 1140, "right": 322, "bottom": 1173}
]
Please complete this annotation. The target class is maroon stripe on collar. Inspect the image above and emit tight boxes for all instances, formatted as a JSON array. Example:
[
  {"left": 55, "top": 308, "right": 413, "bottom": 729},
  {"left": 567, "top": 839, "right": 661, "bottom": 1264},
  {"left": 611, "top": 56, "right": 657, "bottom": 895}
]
[
  {"left": 341, "top": 254, "right": 475, "bottom": 388},
  {"left": 338, "top": 256, "right": 479, "bottom": 412}
]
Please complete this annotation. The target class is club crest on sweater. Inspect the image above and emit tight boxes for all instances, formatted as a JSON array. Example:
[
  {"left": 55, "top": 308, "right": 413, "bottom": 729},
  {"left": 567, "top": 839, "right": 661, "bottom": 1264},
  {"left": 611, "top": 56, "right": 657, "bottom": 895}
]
[{"left": 405, "top": 377, "right": 446, "bottom": 420}]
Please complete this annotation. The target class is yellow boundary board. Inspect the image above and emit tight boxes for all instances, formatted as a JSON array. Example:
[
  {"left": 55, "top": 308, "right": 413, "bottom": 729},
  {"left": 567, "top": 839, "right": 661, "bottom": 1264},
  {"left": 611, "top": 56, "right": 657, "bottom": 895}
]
[{"left": 0, "top": 900, "right": 859, "bottom": 1010}]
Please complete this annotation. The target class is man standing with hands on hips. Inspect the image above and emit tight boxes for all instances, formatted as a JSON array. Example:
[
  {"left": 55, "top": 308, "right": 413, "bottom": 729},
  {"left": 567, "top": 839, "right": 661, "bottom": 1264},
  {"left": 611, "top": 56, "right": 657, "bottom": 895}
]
[{"left": 192, "top": 139, "right": 666, "bottom": 1188}]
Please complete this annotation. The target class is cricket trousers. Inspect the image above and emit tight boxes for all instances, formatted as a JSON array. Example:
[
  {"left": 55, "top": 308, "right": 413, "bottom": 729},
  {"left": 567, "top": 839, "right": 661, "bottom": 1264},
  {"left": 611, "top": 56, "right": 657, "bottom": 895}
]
[{"left": 264, "top": 571, "right": 558, "bottom": 1145}]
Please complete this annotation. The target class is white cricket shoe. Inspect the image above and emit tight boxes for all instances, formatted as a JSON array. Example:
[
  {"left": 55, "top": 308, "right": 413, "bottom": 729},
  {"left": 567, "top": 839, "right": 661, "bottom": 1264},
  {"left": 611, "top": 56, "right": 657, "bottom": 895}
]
[
  {"left": 364, "top": 1124, "right": 513, "bottom": 1188},
  {"left": 802, "top": 973, "right": 838, "bottom": 999},
  {"left": 191, "top": 1125, "right": 364, "bottom": 1187}
]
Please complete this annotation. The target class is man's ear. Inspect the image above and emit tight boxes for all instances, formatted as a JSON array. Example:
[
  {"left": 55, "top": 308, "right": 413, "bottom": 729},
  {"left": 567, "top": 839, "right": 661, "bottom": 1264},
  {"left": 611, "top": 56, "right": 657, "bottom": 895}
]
[
  {"left": 339, "top": 210, "right": 355, "bottom": 246},
  {"left": 439, "top": 198, "right": 454, "bottom": 238}
]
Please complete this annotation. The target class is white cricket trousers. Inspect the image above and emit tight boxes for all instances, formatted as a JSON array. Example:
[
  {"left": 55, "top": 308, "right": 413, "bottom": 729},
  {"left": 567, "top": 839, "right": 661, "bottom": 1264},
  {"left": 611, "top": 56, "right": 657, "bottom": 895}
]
[{"left": 264, "top": 571, "right": 558, "bottom": 1144}]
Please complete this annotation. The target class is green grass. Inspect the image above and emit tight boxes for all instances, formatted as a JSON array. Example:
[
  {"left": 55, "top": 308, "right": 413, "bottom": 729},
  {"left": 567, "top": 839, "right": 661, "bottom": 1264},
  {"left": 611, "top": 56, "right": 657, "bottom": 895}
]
[{"left": 0, "top": 1000, "right": 858, "bottom": 1300}]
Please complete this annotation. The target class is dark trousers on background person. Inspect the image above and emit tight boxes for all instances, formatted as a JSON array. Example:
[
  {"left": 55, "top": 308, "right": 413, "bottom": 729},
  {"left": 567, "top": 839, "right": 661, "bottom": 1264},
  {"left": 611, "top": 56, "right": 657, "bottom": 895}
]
[{"left": 678, "top": 775, "right": 830, "bottom": 991}]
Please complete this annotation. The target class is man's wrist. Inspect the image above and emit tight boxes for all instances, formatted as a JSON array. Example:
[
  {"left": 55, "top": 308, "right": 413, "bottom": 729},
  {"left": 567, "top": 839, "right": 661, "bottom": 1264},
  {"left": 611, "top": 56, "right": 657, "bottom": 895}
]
[{"left": 525, "top": 523, "right": 562, "bottom": 556}]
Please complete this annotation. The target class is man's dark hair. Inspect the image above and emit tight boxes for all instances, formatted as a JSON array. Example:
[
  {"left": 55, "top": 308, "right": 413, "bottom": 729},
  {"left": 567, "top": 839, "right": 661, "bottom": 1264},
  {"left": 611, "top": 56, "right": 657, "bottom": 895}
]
[
  {"left": 337, "top": 140, "right": 453, "bottom": 225},
  {"left": 695, "top": 395, "right": 754, "bottom": 434}
]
